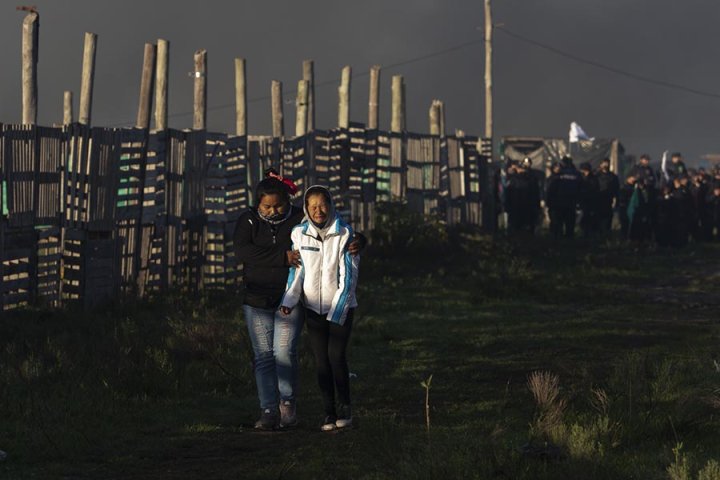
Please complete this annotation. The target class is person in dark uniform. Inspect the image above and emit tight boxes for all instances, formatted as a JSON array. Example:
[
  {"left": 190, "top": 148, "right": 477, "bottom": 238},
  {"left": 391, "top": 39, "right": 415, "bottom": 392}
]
[
  {"left": 662, "top": 152, "right": 688, "bottom": 187},
  {"left": 707, "top": 181, "right": 720, "bottom": 241},
  {"left": 596, "top": 158, "right": 619, "bottom": 233},
  {"left": 627, "top": 154, "right": 657, "bottom": 243},
  {"left": 690, "top": 170, "right": 710, "bottom": 241},
  {"left": 655, "top": 184, "right": 680, "bottom": 248},
  {"left": 627, "top": 181, "right": 653, "bottom": 245},
  {"left": 546, "top": 156, "right": 582, "bottom": 239},
  {"left": 670, "top": 175, "right": 694, "bottom": 247},
  {"left": 525, "top": 157, "right": 547, "bottom": 231},
  {"left": 500, "top": 159, "right": 518, "bottom": 230},
  {"left": 578, "top": 162, "right": 600, "bottom": 237},
  {"left": 545, "top": 161, "right": 562, "bottom": 232},
  {"left": 629, "top": 154, "right": 657, "bottom": 190},
  {"left": 504, "top": 158, "right": 541, "bottom": 234},
  {"left": 617, "top": 175, "right": 636, "bottom": 240}
]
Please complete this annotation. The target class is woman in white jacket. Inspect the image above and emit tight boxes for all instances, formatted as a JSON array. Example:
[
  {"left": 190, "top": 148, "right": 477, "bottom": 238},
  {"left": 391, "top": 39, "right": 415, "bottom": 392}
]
[{"left": 280, "top": 185, "right": 360, "bottom": 431}]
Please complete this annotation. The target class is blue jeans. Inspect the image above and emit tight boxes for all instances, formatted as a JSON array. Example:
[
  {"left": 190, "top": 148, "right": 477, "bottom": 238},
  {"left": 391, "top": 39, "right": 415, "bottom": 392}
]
[{"left": 243, "top": 304, "right": 304, "bottom": 410}]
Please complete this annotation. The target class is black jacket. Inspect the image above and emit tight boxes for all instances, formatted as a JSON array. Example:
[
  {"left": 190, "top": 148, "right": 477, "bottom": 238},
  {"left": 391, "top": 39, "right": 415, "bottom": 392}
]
[
  {"left": 579, "top": 173, "right": 600, "bottom": 213},
  {"left": 664, "top": 160, "right": 687, "bottom": 185},
  {"left": 596, "top": 170, "right": 619, "bottom": 210},
  {"left": 233, "top": 206, "right": 304, "bottom": 309},
  {"left": 504, "top": 171, "right": 540, "bottom": 216},
  {"left": 546, "top": 167, "right": 582, "bottom": 209},
  {"left": 629, "top": 164, "right": 657, "bottom": 190}
]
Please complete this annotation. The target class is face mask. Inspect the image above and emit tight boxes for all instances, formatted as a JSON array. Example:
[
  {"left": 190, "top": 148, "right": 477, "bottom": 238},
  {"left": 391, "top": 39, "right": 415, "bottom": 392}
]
[{"left": 258, "top": 208, "right": 291, "bottom": 225}]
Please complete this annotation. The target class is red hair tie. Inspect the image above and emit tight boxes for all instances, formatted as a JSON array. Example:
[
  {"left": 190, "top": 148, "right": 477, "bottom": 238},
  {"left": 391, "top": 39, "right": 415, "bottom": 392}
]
[{"left": 268, "top": 171, "right": 299, "bottom": 195}]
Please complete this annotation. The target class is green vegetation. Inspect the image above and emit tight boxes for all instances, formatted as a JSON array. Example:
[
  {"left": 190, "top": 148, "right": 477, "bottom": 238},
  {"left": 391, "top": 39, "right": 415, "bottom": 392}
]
[{"left": 1, "top": 223, "right": 720, "bottom": 479}]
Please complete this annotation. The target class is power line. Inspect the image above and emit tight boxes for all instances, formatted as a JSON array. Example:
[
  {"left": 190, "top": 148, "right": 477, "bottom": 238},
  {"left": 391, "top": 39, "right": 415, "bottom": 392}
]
[
  {"left": 496, "top": 26, "right": 720, "bottom": 100},
  {"left": 102, "top": 27, "right": 720, "bottom": 127}
]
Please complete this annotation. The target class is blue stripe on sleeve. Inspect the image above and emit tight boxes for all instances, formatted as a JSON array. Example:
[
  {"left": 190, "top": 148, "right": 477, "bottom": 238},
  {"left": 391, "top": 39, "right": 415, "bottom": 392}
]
[
  {"left": 286, "top": 265, "right": 296, "bottom": 290},
  {"left": 331, "top": 249, "right": 353, "bottom": 324}
]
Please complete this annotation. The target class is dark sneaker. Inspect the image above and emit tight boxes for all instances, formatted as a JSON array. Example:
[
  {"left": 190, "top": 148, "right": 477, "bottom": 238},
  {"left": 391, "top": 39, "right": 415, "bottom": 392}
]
[
  {"left": 320, "top": 415, "right": 337, "bottom": 432},
  {"left": 279, "top": 400, "right": 297, "bottom": 428},
  {"left": 336, "top": 404, "right": 352, "bottom": 429},
  {"left": 254, "top": 408, "right": 278, "bottom": 430}
]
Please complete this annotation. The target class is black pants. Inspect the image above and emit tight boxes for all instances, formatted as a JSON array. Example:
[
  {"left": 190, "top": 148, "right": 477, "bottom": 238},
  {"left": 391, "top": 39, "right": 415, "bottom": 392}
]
[
  {"left": 550, "top": 206, "right": 576, "bottom": 239},
  {"left": 305, "top": 308, "right": 354, "bottom": 416},
  {"left": 618, "top": 209, "right": 629, "bottom": 239},
  {"left": 597, "top": 206, "right": 613, "bottom": 233}
]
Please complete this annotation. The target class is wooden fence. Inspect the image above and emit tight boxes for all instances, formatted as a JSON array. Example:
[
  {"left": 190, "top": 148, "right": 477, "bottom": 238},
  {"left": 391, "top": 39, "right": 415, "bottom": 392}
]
[{"left": 0, "top": 122, "right": 493, "bottom": 311}]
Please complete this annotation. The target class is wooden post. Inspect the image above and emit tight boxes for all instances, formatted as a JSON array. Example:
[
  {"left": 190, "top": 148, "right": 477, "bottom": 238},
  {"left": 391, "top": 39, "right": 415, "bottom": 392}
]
[
  {"left": 429, "top": 100, "right": 440, "bottom": 136},
  {"left": 271, "top": 80, "right": 284, "bottom": 138},
  {"left": 402, "top": 78, "right": 407, "bottom": 132},
  {"left": 63, "top": 91, "right": 73, "bottom": 124},
  {"left": 437, "top": 100, "right": 446, "bottom": 138},
  {"left": 295, "top": 79, "right": 309, "bottom": 137},
  {"left": 484, "top": 0, "right": 493, "bottom": 139},
  {"left": 391, "top": 75, "right": 405, "bottom": 133},
  {"left": 302, "top": 60, "right": 315, "bottom": 132},
  {"left": 78, "top": 32, "right": 97, "bottom": 126},
  {"left": 338, "top": 66, "right": 351, "bottom": 129},
  {"left": 193, "top": 49, "right": 207, "bottom": 130},
  {"left": 154, "top": 39, "right": 169, "bottom": 130},
  {"left": 21, "top": 12, "right": 39, "bottom": 125},
  {"left": 368, "top": 65, "right": 381, "bottom": 129},
  {"left": 136, "top": 43, "right": 156, "bottom": 129},
  {"left": 235, "top": 58, "right": 247, "bottom": 136}
]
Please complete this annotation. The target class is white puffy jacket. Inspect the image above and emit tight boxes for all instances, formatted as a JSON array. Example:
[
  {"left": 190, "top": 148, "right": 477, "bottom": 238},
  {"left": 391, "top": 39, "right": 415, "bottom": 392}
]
[{"left": 280, "top": 214, "right": 359, "bottom": 325}]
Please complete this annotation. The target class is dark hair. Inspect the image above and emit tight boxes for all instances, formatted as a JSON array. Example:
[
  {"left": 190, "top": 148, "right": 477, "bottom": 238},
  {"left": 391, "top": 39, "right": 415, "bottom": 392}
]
[
  {"left": 600, "top": 157, "right": 610, "bottom": 164},
  {"left": 255, "top": 168, "right": 290, "bottom": 203},
  {"left": 671, "top": 152, "right": 682, "bottom": 158},
  {"left": 640, "top": 154, "right": 650, "bottom": 161},
  {"left": 579, "top": 162, "right": 592, "bottom": 172}
]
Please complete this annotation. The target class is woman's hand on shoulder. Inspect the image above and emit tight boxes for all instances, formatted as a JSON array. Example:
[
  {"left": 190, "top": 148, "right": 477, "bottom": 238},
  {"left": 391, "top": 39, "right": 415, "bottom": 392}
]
[
  {"left": 348, "top": 232, "right": 367, "bottom": 256},
  {"left": 285, "top": 250, "right": 301, "bottom": 267}
]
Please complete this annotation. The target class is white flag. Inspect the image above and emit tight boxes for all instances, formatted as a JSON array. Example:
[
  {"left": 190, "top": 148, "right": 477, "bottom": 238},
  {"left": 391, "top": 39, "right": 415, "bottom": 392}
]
[{"left": 569, "top": 122, "right": 594, "bottom": 143}]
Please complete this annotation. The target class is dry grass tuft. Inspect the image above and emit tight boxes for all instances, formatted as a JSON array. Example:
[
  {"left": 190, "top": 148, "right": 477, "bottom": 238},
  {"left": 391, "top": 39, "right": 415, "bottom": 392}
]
[{"left": 527, "top": 370, "right": 566, "bottom": 437}]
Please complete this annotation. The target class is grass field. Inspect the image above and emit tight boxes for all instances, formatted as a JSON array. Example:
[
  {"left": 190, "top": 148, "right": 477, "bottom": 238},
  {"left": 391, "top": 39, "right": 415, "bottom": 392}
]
[{"left": 1, "top": 229, "right": 720, "bottom": 479}]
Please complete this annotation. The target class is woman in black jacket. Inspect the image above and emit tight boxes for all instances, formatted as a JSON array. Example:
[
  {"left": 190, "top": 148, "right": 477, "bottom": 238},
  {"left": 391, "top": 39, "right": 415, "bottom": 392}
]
[{"left": 234, "top": 170, "right": 363, "bottom": 430}]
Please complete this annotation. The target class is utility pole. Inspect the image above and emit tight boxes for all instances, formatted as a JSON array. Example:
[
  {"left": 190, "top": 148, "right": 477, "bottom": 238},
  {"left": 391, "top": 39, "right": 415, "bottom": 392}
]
[{"left": 484, "top": 0, "right": 493, "bottom": 140}]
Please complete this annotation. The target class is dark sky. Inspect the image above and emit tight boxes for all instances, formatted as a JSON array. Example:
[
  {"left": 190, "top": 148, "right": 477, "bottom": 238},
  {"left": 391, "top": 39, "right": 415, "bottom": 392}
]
[{"left": 1, "top": 0, "right": 719, "bottom": 165}]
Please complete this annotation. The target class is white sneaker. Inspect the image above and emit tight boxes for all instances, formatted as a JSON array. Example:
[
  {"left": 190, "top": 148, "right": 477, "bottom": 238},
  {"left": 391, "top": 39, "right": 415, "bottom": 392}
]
[
  {"left": 335, "top": 404, "right": 352, "bottom": 429},
  {"left": 321, "top": 415, "right": 337, "bottom": 432}
]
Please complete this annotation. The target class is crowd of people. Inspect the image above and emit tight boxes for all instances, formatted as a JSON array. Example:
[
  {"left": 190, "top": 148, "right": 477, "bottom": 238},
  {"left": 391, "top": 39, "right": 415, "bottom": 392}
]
[{"left": 502, "top": 153, "right": 720, "bottom": 246}]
